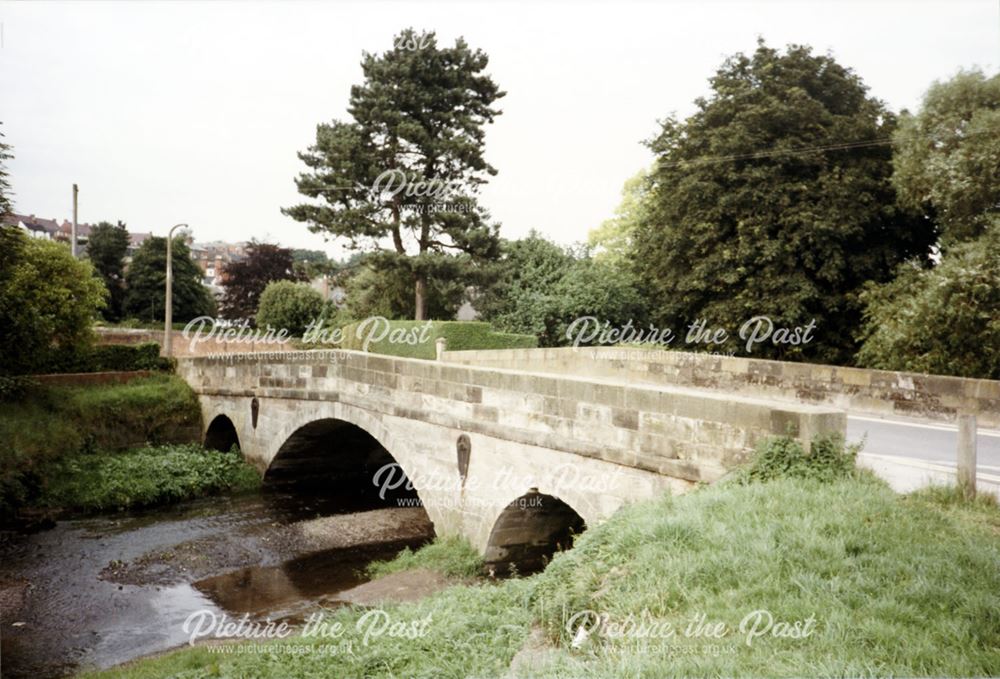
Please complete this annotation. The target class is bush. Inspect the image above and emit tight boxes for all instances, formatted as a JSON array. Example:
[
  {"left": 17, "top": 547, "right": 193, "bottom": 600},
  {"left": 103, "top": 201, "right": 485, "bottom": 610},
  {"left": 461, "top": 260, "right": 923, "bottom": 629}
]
[
  {"left": 738, "top": 433, "right": 860, "bottom": 483},
  {"left": 339, "top": 319, "right": 537, "bottom": 359},
  {"left": 256, "top": 280, "right": 325, "bottom": 336},
  {"left": 0, "top": 375, "right": 201, "bottom": 523},
  {"left": 38, "top": 444, "right": 260, "bottom": 513},
  {"left": 0, "top": 227, "right": 108, "bottom": 375},
  {"left": 32, "top": 342, "right": 173, "bottom": 374},
  {"left": 855, "top": 225, "right": 1000, "bottom": 379}
]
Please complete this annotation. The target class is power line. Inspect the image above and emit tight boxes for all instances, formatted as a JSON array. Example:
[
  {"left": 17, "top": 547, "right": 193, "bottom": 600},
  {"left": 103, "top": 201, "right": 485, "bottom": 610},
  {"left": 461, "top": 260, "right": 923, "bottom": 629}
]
[{"left": 657, "top": 138, "right": 894, "bottom": 169}]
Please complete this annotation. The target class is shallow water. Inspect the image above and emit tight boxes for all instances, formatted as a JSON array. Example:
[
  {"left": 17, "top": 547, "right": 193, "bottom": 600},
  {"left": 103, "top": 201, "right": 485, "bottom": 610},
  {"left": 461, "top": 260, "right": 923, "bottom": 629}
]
[{"left": 0, "top": 493, "right": 429, "bottom": 678}]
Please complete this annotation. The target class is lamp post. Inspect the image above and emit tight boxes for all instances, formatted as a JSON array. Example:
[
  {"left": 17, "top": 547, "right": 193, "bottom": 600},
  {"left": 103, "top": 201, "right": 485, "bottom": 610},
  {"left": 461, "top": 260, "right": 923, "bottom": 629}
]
[{"left": 163, "top": 223, "right": 188, "bottom": 357}]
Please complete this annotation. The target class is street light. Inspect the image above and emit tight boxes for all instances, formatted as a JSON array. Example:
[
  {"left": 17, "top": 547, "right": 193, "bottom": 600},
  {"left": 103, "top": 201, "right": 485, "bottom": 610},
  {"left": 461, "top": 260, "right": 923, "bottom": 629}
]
[{"left": 164, "top": 223, "right": 189, "bottom": 357}]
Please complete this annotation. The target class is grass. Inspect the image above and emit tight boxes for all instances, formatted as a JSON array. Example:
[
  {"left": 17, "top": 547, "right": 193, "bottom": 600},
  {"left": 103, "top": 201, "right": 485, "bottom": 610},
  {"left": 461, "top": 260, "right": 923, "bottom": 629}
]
[
  {"left": 37, "top": 444, "right": 260, "bottom": 513},
  {"left": 367, "top": 535, "right": 484, "bottom": 579},
  {"left": 0, "top": 375, "right": 201, "bottom": 522},
  {"left": 82, "top": 471, "right": 1000, "bottom": 678}
]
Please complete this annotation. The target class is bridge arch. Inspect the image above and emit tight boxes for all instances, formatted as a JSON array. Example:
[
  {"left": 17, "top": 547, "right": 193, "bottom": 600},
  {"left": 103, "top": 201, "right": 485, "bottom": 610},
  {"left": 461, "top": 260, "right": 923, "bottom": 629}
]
[
  {"left": 483, "top": 490, "right": 586, "bottom": 576},
  {"left": 204, "top": 414, "right": 240, "bottom": 452},
  {"left": 262, "top": 401, "right": 437, "bottom": 528}
]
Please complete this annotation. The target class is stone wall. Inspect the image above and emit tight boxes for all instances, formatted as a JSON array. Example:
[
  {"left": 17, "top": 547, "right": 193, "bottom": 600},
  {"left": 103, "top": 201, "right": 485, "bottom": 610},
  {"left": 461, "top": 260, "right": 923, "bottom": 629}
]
[{"left": 442, "top": 347, "right": 1000, "bottom": 428}]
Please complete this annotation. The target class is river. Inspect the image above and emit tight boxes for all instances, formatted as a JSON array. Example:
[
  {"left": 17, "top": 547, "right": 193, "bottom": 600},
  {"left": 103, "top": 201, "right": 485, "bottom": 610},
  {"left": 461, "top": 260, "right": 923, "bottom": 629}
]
[{"left": 0, "top": 492, "right": 434, "bottom": 678}]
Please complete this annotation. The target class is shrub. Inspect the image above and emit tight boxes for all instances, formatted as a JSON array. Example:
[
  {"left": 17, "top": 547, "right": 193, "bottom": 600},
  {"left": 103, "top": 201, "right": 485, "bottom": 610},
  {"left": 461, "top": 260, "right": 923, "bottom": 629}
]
[
  {"left": 38, "top": 444, "right": 260, "bottom": 513},
  {"left": 32, "top": 342, "right": 173, "bottom": 374},
  {"left": 256, "top": 280, "right": 325, "bottom": 336},
  {"left": 0, "top": 375, "right": 201, "bottom": 523},
  {"left": 855, "top": 224, "right": 1000, "bottom": 380},
  {"left": 338, "top": 319, "right": 537, "bottom": 359},
  {"left": 0, "top": 227, "right": 108, "bottom": 375},
  {"left": 739, "top": 433, "right": 860, "bottom": 483}
]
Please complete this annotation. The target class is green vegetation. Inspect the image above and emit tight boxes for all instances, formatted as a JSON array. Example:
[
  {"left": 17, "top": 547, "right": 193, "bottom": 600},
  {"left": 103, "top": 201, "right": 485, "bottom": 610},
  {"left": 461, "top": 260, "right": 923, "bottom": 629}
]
[
  {"left": 339, "top": 319, "right": 536, "bottom": 359},
  {"left": 284, "top": 28, "right": 503, "bottom": 320},
  {"left": 124, "top": 235, "right": 216, "bottom": 323},
  {"left": 368, "top": 535, "right": 483, "bottom": 579},
  {"left": 219, "top": 240, "right": 300, "bottom": 321},
  {"left": 736, "top": 433, "right": 860, "bottom": 484},
  {"left": 87, "top": 221, "right": 131, "bottom": 321},
  {"left": 31, "top": 341, "right": 173, "bottom": 374},
  {"left": 0, "top": 226, "right": 108, "bottom": 375},
  {"left": 256, "top": 280, "right": 325, "bottom": 335},
  {"left": 84, "top": 437, "right": 1000, "bottom": 678},
  {"left": 476, "top": 232, "right": 650, "bottom": 347},
  {"left": 631, "top": 41, "right": 935, "bottom": 365},
  {"left": 0, "top": 375, "right": 201, "bottom": 522},
  {"left": 38, "top": 444, "right": 259, "bottom": 513}
]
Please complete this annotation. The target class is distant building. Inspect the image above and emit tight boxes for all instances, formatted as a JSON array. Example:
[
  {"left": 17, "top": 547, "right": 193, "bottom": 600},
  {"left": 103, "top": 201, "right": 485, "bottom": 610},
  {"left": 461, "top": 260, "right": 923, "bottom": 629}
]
[
  {"left": 3, "top": 213, "right": 61, "bottom": 240},
  {"left": 191, "top": 240, "right": 248, "bottom": 294}
]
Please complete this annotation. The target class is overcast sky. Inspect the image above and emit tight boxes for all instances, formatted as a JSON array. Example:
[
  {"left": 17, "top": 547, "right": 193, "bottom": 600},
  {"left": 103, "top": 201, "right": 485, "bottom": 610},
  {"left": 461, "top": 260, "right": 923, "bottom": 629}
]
[{"left": 1, "top": 0, "right": 997, "bottom": 256}]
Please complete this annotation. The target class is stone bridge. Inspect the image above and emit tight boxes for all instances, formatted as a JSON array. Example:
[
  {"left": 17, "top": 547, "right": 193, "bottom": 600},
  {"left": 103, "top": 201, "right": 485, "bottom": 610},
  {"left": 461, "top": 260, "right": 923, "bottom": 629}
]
[{"left": 177, "top": 350, "right": 844, "bottom": 572}]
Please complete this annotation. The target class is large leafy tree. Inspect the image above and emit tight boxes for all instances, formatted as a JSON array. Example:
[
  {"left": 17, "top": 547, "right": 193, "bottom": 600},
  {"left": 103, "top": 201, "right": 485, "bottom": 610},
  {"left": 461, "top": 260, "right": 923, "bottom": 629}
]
[
  {"left": 856, "top": 70, "right": 1000, "bottom": 378},
  {"left": 219, "top": 241, "right": 299, "bottom": 321},
  {"left": 892, "top": 69, "right": 1000, "bottom": 246},
  {"left": 856, "top": 223, "right": 1000, "bottom": 379},
  {"left": 284, "top": 28, "right": 504, "bottom": 320},
  {"left": 588, "top": 169, "right": 653, "bottom": 266},
  {"left": 0, "top": 227, "right": 107, "bottom": 374},
  {"left": 87, "top": 221, "right": 130, "bottom": 321},
  {"left": 124, "top": 236, "right": 216, "bottom": 323},
  {"left": 633, "top": 41, "right": 936, "bottom": 364},
  {"left": 256, "top": 281, "right": 325, "bottom": 336}
]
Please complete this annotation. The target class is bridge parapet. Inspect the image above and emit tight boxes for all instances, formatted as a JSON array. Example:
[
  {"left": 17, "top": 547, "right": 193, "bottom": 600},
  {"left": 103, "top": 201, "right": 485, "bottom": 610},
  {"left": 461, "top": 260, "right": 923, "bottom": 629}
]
[{"left": 178, "top": 349, "right": 844, "bottom": 483}]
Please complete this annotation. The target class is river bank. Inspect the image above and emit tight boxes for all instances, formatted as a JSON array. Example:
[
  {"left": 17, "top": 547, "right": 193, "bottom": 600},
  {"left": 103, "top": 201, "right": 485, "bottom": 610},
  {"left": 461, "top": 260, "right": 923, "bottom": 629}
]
[{"left": 79, "top": 473, "right": 1000, "bottom": 679}]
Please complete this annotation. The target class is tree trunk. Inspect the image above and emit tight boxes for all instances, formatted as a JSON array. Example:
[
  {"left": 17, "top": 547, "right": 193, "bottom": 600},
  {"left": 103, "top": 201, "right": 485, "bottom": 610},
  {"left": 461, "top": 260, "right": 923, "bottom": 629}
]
[{"left": 414, "top": 275, "right": 427, "bottom": 321}]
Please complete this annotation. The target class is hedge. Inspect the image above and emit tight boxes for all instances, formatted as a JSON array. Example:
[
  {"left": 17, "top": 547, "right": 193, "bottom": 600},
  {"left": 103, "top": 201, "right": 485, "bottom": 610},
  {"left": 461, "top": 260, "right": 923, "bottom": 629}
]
[
  {"left": 338, "top": 320, "right": 537, "bottom": 359},
  {"left": 28, "top": 342, "right": 173, "bottom": 375}
]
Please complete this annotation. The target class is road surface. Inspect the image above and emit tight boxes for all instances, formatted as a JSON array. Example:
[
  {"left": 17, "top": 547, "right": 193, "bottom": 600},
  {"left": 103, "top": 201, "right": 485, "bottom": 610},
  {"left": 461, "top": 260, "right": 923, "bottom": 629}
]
[{"left": 847, "top": 415, "right": 1000, "bottom": 497}]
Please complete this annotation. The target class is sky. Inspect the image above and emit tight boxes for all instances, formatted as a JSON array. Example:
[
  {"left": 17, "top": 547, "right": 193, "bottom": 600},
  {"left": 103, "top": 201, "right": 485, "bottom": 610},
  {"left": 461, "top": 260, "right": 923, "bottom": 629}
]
[{"left": 1, "top": 0, "right": 997, "bottom": 257}]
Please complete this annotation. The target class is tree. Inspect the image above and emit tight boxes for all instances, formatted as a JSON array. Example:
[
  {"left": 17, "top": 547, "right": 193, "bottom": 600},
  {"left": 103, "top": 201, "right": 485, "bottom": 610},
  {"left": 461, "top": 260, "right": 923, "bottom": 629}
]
[
  {"left": 284, "top": 28, "right": 504, "bottom": 321},
  {"left": 292, "top": 248, "right": 336, "bottom": 279},
  {"left": 256, "top": 281, "right": 325, "bottom": 336},
  {"left": 0, "top": 123, "right": 12, "bottom": 218},
  {"left": 0, "top": 227, "right": 107, "bottom": 374},
  {"left": 473, "top": 232, "right": 575, "bottom": 341},
  {"left": 892, "top": 69, "right": 1000, "bottom": 245},
  {"left": 124, "top": 236, "right": 216, "bottom": 323},
  {"left": 588, "top": 168, "right": 653, "bottom": 265},
  {"left": 474, "top": 232, "right": 649, "bottom": 346},
  {"left": 87, "top": 221, "right": 130, "bottom": 321},
  {"left": 632, "top": 40, "right": 936, "bottom": 364},
  {"left": 345, "top": 252, "right": 466, "bottom": 320},
  {"left": 219, "top": 241, "right": 299, "bottom": 321},
  {"left": 856, "top": 222, "right": 1000, "bottom": 379}
]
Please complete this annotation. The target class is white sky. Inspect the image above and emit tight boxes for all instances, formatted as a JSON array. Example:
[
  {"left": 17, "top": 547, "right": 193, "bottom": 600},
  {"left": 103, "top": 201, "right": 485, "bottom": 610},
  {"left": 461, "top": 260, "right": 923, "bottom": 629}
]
[{"left": 1, "top": 0, "right": 997, "bottom": 256}]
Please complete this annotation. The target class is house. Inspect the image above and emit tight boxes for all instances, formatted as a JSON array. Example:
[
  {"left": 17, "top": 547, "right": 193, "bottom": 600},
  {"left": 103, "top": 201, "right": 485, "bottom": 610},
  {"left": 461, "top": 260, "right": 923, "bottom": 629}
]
[{"left": 3, "top": 213, "right": 61, "bottom": 240}]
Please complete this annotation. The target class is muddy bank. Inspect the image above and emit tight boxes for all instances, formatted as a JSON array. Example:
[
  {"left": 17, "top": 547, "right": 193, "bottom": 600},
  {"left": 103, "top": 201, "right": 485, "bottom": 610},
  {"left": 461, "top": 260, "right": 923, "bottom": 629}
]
[{"left": 102, "top": 506, "right": 433, "bottom": 586}]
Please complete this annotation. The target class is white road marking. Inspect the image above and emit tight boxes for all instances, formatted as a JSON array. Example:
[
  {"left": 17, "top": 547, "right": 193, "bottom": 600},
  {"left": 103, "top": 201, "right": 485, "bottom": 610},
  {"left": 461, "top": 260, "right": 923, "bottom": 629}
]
[{"left": 848, "top": 414, "right": 1000, "bottom": 438}]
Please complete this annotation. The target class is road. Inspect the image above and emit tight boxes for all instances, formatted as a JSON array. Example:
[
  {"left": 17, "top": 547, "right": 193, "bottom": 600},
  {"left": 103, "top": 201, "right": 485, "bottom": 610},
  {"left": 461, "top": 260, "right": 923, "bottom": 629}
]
[{"left": 847, "top": 415, "right": 1000, "bottom": 497}]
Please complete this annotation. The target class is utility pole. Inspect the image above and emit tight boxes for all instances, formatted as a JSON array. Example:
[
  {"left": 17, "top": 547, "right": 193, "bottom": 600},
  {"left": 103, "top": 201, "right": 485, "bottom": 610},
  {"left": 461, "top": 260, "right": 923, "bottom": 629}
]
[
  {"left": 164, "top": 223, "right": 189, "bottom": 357},
  {"left": 71, "top": 183, "right": 78, "bottom": 257}
]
